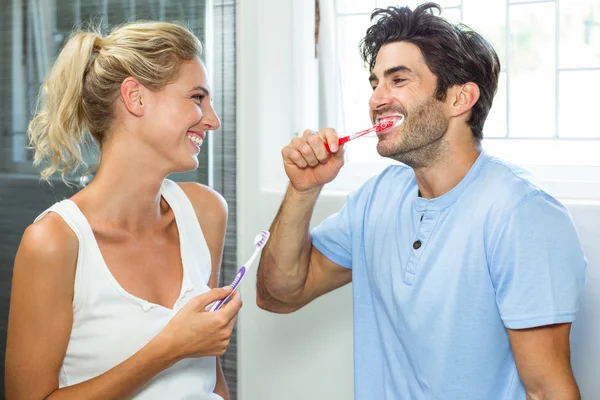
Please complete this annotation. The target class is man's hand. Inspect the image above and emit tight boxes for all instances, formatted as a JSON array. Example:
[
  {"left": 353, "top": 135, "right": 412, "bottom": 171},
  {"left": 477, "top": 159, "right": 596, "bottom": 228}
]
[{"left": 282, "top": 128, "right": 345, "bottom": 193}]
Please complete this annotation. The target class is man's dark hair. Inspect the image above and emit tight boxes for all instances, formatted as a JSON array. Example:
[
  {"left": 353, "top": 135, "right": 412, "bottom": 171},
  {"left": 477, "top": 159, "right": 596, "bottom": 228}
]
[{"left": 360, "top": 2, "right": 501, "bottom": 140}]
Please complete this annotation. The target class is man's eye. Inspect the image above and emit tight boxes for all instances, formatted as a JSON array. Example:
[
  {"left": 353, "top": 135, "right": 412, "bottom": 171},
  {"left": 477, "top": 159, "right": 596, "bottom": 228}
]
[{"left": 192, "top": 95, "right": 205, "bottom": 102}]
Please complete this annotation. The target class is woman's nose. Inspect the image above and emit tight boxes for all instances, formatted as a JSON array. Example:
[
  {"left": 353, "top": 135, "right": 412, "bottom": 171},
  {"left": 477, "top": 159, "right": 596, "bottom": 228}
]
[{"left": 202, "top": 105, "right": 221, "bottom": 131}]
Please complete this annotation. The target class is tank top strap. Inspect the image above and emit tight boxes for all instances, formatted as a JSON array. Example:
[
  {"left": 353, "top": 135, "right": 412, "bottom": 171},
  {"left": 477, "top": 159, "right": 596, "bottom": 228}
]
[
  {"left": 35, "top": 199, "right": 89, "bottom": 240},
  {"left": 161, "top": 180, "right": 201, "bottom": 230},
  {"left": 34, "top": 199, "right": 97, "bottom": 312},
  {"left": 160, "top": 179, "right": 213, "bottom": 286}
]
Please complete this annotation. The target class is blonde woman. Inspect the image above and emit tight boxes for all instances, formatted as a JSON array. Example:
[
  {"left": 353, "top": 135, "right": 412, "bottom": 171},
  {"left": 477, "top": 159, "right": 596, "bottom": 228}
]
[{"left": 5, "top": 21, "right": 240, "bottom": 399}]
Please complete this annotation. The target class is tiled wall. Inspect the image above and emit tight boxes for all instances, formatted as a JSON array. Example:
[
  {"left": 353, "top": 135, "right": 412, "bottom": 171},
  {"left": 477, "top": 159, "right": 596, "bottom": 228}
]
[
  {"left": 0, "top": 175, "right": 77, "bottom": 397},
  {"left": 0, "top": 1, "right": 12, "bottom": 172},
  {"left": 212, "top": 0, "right": 238, "bottom": 396}
]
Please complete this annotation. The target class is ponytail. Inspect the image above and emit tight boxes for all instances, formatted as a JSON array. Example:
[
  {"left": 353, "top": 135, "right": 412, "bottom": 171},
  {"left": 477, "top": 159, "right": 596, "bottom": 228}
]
[{"left": 28, "top": 30, "right": 102, "bottom": 181}]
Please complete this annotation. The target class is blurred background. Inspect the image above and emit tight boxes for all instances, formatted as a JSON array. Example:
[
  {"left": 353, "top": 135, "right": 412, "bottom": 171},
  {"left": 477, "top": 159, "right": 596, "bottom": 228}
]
[{"left": 1, "top": 0, "right": 599, "bottom": 399}]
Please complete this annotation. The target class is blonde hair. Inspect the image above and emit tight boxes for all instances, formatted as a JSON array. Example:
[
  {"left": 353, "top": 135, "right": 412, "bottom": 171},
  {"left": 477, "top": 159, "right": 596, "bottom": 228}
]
[{"left": 28, "top": 21, "right": 204, "bottom": 181}]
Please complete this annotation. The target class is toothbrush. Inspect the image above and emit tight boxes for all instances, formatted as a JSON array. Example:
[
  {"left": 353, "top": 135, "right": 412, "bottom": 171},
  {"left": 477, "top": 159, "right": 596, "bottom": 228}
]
[
  {"left": 209, "top": 230, "right": 270, "bottom": 312},
  {"left": 324, "top": 116, "right": 404, "bottom": 152}
]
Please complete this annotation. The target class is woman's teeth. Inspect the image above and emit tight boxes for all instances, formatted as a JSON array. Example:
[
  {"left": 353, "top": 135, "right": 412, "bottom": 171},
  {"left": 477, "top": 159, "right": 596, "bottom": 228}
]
[{"left": 188, "top": 134, "right": 204, "bottom": 147}]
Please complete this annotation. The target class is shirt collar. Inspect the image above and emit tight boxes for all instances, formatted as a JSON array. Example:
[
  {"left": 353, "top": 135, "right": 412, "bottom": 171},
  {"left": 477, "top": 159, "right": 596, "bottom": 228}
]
[{"left": 412, "top": 150, "right": 490, "bottom": 212}]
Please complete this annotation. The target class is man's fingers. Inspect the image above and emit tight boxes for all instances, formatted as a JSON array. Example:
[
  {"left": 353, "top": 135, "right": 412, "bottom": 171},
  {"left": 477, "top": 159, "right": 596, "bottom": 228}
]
[
  {"left": 321, "top": 128, "right": 340, "bottom": 153},
  {"left": 294, "top": 137, "right": 319, "bottom": 167},
  {"left": 284, "top": 128, "right": 341, "bottom": 166},
  {"left": 307, "top": 133, "right": 330, "bottom": 163},
  {"left": 286, "top": 147, "right": 309, "bottom": 168}
]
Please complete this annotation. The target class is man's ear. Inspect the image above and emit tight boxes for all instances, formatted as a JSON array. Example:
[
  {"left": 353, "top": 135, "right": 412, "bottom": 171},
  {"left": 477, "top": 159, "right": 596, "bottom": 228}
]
[
  {"left": 450, "top": 82, "right": 480, "bottom": 118},
  {"left": 120, "top": 77, "right": 145, "bottom": 117}
]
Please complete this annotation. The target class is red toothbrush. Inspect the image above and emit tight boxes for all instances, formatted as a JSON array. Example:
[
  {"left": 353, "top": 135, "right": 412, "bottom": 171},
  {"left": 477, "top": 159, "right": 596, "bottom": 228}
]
[{"left": 324, "top": 116, "right": 404, "bottom": 152}]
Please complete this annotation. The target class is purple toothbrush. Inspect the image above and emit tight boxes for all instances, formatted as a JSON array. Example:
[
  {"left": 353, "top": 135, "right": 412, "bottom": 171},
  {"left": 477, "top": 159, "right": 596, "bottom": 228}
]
[{"left": 209, "top": 230, "right": 270, "bottom": 312}]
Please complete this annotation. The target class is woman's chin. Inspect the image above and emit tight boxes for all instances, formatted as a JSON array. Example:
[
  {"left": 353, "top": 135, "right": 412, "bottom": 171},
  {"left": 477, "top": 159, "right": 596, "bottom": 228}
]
[{"left": 170, "top": 158, "right": 199, "bottom": 174}]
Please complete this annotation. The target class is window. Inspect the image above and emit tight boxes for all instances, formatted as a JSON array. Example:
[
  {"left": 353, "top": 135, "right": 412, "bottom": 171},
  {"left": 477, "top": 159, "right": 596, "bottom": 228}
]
[
  {"left": 1, "top": 0, "right": 208, "bottom": 178},
  {"left": 325, "top": 0, "right": 600, "bottom": 199}
]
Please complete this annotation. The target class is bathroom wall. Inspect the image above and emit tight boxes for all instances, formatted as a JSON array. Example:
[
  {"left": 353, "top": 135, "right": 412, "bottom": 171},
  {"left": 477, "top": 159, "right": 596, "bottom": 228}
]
[{"left": 0, "top": 175, "right": 76, "bottom": 396}]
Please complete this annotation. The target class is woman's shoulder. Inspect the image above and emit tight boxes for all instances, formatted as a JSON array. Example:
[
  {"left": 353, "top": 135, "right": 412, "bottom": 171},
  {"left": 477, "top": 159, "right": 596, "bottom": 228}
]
[
  {"left": 26, "top": 212, "right": 79, "bottom": 257},
  {"left": 176, "top": 182, "right": 228, "bottom": 285},
  {"left": 176, "top": 181, "right": 228, "bottom": 219},
  {"left": 16, "top": 212, "right": 78, "bottom": 286}
]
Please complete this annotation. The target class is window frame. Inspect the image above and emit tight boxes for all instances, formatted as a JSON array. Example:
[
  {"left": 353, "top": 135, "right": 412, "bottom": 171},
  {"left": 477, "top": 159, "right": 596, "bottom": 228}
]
[{"left": 319, "top": 0, "right": 600, "bottom": 201}]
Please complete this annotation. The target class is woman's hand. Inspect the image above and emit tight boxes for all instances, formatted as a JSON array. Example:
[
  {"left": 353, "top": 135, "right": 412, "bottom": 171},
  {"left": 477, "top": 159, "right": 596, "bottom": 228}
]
[{"left": 159, "top": 287, "right": 242, "bottom": 362}]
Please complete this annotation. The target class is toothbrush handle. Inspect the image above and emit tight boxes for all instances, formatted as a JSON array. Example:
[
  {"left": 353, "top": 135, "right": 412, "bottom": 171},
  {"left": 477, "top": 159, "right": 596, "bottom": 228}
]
[
  {"left": 209, "top": 266, "right": 247, "bottom": 312},
  {"left": 324, "top": 136, "right": 350, "bottom": 152},
  {"left": 208, "top": 248, "right": 260, "bottom": 312},
  {"left": 324, "top": 126, "right": 377, "bottom": 152}
]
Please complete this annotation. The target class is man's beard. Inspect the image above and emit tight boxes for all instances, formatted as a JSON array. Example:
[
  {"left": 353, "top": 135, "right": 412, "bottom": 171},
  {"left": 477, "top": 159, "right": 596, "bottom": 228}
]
[{"left": 376, "top": 97, "right": 449, "bottom": 169}]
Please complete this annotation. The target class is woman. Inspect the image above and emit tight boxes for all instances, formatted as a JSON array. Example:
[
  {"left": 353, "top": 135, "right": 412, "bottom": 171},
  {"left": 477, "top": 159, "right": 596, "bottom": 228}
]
[{"left": 5, "top": 21, "right": 241, "bottom": 399}]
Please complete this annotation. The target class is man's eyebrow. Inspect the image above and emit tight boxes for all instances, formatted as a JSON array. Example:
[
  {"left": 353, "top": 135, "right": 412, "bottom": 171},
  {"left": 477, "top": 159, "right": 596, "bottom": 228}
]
[{"left": 369, "top": 65, "right": 414, "bottom": 82}]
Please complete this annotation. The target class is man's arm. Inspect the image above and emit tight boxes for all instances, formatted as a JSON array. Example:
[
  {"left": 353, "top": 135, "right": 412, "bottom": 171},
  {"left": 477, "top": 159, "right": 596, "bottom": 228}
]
[
  {"left": 508, "top": 324, "right": 580, "bottom": 400},
  {"left": 256, "top": 127, "right": 352, "bottom": 313},
  {"left": 256, "top": 183, "right": 352, "bottom": 313},
  {"left": 488, "top": 192, "right": 586, "bottom": 399}
]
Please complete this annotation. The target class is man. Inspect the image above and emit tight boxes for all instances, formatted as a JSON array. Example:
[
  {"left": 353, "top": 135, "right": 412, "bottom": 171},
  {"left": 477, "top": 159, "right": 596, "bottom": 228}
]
[{"left": 256, "top": 3, "right": 586, "bottom": 399}]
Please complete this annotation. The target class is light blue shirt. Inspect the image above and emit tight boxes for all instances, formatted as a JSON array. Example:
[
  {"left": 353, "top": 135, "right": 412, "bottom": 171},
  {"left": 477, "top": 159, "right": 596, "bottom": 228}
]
[{"left": 311, "top": 151, "right": 586, "bottom": 400}]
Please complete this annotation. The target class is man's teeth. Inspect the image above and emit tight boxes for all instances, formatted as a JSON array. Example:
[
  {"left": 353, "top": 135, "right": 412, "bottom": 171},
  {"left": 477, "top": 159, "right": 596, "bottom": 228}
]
[
  {"left": 377, "top": 116, "right": 402, "bottom": 124},
  {"left": 188, "top": 135, "right": 204, "bottom": 146}
]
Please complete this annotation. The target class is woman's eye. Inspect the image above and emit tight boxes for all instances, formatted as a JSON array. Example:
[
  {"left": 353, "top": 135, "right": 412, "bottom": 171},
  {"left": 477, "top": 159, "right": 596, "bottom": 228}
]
[{"left": 192, "top": 95, "right": 205, "bottom": 102}]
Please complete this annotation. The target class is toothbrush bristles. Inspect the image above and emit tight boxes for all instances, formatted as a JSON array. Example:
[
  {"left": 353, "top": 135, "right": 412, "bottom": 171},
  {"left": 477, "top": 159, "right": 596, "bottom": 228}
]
[{"left": 255, "top": 230, "right": 270, "bottom": 247}]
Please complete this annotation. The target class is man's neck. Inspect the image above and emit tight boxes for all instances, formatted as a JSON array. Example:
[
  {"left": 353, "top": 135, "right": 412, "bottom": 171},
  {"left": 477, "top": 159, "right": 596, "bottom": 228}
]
[{"left": 413, "top": 143, "right": 481, "bottom": 199}]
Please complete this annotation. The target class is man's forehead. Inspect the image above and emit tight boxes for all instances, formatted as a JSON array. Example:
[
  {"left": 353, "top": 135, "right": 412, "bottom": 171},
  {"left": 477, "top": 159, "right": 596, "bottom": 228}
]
[{"left": 371, "top": 42, "right": 425, "bottom": 77}]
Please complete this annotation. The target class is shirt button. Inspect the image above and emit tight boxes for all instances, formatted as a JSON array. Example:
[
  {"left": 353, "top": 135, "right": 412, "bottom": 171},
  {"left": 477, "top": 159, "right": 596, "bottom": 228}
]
[{"left": 413, "top": 240, "right": 422, "bottom": 250}]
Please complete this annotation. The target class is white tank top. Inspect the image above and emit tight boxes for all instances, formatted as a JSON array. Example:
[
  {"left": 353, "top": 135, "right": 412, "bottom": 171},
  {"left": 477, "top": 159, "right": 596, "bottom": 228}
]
[{"left": 35, "top": 179, "right": 223, "bottom": 399}]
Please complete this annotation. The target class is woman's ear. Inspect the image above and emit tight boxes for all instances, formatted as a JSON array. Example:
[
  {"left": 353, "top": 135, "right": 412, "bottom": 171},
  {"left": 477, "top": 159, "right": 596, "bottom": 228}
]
[{"left": 120, "top": 77, "right": 145, "bottom": 117}]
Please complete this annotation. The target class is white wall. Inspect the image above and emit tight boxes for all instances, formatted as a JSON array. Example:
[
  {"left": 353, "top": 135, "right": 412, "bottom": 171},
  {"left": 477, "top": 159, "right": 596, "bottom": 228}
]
[
  {"left": 568, "top": 202, "right": 600, "bottom": 399},
  {"left": 236, "top": 1, "right": 600, "bottom": 399},
  {"left": 237, "top": 1, "right": 354, "bottom": 399}
]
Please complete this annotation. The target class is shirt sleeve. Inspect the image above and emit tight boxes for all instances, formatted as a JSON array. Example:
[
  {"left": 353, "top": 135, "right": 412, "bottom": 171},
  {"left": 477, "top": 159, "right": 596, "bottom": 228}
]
[
  {"left": 489, "top": 191, "right": 587, "bottom": 329},
  {"left": 310, "top": 173, "right": 380, "bottom": 270},
  {"left": 311, "top": 199, "right": 354, "bottom": 269}
]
